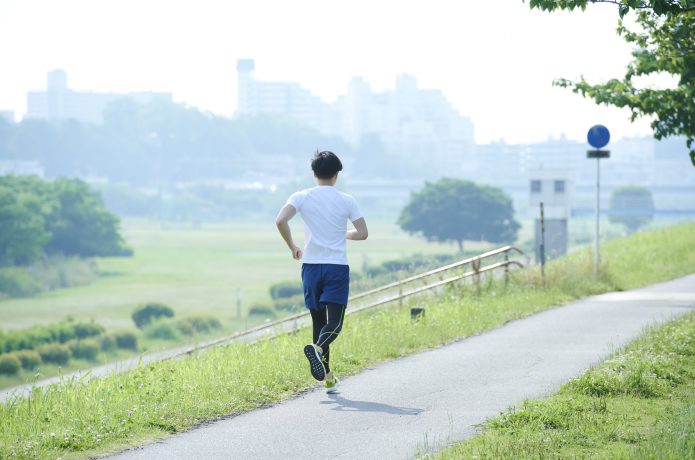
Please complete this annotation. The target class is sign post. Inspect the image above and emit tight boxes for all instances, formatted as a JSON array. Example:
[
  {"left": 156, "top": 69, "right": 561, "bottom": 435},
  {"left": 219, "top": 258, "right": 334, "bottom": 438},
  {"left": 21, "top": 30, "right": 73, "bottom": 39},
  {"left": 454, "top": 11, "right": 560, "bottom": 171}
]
[{"left": 587, "top": 125, "right": 611, "bottom": 275}]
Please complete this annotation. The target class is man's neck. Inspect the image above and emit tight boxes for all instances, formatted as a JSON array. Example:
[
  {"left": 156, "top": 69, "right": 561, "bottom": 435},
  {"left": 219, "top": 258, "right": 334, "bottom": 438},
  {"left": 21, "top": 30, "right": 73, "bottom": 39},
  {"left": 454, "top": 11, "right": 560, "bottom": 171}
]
[{"left": 317, "top": 177, "right": 337, "bottom": 186}]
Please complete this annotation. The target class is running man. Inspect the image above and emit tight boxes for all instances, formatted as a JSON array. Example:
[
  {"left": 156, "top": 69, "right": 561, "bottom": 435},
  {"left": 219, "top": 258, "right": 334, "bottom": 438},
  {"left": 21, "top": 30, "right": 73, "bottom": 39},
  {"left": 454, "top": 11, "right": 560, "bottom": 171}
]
[{"left": 275, "top": 150, "right": 368, "bottom": 393}]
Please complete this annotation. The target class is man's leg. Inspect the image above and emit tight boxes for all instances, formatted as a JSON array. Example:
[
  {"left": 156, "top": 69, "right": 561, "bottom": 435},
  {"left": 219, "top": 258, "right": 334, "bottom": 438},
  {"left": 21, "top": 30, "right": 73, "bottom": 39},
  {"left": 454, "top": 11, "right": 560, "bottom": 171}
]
[{"left": 316, "top": 302, "right": 346, "bottom": 374}]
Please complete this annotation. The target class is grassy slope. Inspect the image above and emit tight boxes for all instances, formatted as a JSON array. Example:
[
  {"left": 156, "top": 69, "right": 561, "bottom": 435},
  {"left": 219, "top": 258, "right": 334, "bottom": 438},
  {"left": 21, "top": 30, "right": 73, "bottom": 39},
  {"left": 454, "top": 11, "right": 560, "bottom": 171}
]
[
  {"left": 434, "top": 311, "right": 695, "bottom": 459},
  {"left": 0, "top": 222, "right": 693, "bottom": 459}
]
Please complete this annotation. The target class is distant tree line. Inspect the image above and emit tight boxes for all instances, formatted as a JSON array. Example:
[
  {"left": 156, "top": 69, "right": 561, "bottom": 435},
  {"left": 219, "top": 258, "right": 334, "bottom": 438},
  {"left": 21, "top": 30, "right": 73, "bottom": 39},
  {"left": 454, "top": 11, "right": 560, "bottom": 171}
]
[
  {"left": 0, "top": 99, "right": 356, "bottom": 185},
  {"left": 0, "top": 175, "right": 130, "bottom": 266}
]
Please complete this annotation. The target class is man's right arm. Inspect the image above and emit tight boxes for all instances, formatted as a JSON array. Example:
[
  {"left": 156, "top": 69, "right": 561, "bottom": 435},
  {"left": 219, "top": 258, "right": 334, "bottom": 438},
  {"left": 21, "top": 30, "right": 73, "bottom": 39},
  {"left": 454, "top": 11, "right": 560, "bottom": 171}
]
[
  {"left": 346, "top": 217, "right": 368, "bottom": 241},
  {"left": 275, "top": 204, "right": 303, "bottom": 260}
]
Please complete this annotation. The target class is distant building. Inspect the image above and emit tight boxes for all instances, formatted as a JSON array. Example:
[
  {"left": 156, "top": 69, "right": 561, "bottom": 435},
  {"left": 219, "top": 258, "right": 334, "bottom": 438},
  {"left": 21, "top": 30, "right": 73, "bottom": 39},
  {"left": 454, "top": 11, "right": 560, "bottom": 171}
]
[
  {"left": 26, "top": 70, "right": 172, "bottom": 124},
  {"left": 235, "top": 59, "right": 475, "bottom": 175},
  {"left": 528, "top": 169, "right": 574, "bottom": 261},
  {"left": 0, "top": 111, "right": 14, "bottom": 123}
]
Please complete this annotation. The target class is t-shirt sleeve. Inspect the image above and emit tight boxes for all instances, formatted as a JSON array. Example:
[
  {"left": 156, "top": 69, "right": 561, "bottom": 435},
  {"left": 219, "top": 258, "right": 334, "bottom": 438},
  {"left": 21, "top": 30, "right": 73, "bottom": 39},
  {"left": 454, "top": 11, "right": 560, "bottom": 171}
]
[
  {"left": 286, "top": 191, "right": 305, "bottom": 211},
  {"left": 347, "top": 195, "right": 363, "bottom": 222}
]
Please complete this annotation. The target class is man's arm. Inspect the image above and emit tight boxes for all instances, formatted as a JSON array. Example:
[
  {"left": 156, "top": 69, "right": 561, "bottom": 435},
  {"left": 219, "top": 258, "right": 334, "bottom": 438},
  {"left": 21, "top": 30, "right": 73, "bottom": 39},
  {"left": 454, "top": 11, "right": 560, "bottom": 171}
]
[
  {"left": 275, "top": 204, "right": 302, "bottom": 260},
  {"left": 346, "top": 217, "right": 368, "bottom": 241}
]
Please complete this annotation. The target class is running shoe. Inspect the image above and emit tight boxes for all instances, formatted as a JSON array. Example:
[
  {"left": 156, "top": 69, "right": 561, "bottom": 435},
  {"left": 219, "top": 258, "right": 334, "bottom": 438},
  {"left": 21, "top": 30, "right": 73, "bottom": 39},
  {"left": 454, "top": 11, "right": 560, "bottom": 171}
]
[
  {"left": 325, "top": 375, "right": 340, "bottom": 394},
  {"left": 303, "top": 344, "right": 326, "bottom": 381}
]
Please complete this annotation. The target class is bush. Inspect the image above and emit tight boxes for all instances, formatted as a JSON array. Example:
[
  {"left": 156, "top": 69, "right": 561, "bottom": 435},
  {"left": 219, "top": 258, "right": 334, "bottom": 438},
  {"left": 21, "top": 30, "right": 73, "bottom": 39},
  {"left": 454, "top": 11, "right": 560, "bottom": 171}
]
[
  {"left": 0, "top": 320, "right": 111, "bottom": 353},
  {"left": 143, "top": 321, "right": 181, "bottom": 341},
  {"left": 175, "top": 319, "right": 195, "bottom": 336},
  {"left": 13, "top": 349, "right": 42, "bottom": 370},
  {"left": 0, "top": 267, "right": 42, "bottom": 297},
  {"left": 73, "top": 321, "right": 105, "bottom": 339},
  {"left": 273, "top": 294, "right": 305, "bottom": 312},
  {"left": 248, "top": 304, "right": 276, "bottom": 318},
  {"left": 99, "top": 334, "right": 116, "bottom": 352},
  {"left": 269, "top": 281, "right": 303, "bottom": 300},
  {"left": 175, "top": 316, "right": 222, "bottom": 336},
  {"left": 36, "top": 343, "right": 70, "bottom": 365},
  {"left": 113, "top": 331, "right": 138, "bottom": 351},
  {"left": 0, "top": 354, "right": 21, "bottom": 375},
  {"left": 132, "top": 303, "right": 175, "bottom": 329},
  {"left": 69, "top": 339, "right": 100, "bottom": 361}
]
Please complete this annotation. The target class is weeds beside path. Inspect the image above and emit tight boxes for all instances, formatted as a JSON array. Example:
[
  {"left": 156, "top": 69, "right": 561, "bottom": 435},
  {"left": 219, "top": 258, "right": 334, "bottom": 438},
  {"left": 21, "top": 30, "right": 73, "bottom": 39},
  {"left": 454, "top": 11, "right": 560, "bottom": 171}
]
[
  {"left": 434, "top": 311, "right": 695, "bottom": 459},
  {"left": 0, "top": 222, "right": 694, "bottom": 459}
]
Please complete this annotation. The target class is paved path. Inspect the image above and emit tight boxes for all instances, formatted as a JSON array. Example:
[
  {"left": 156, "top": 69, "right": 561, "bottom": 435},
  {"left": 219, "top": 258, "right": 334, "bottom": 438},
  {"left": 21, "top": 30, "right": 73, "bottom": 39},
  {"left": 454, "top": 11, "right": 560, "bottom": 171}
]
[{"left": 112, "top": 275, "right": 695, "bottom": 460}]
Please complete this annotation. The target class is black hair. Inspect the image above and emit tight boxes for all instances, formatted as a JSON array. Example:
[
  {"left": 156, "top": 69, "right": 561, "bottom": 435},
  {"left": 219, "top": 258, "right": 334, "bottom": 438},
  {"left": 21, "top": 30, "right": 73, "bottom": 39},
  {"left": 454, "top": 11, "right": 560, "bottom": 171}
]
[{"left": 311, "top": 150, "right": 343, "bottom": 180}]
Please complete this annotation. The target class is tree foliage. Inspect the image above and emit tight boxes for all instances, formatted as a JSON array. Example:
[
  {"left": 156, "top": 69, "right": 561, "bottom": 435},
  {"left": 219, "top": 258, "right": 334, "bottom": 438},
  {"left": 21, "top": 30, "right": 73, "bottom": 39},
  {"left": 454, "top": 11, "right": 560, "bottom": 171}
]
[
  {"left": 527, "top": 0, "right": 695, "bottom": 17},
  {"left": 397, "top": 178, "right": 520, "bottom": 251},
  {"left": 609, "top": 185, "right": 655, "bottom": 232},
  {"left": 527, "top": 1, "right": 695, "bottom": 167},
  {"left": 0, "top": 175, "right": 130, "bottom": 265}
]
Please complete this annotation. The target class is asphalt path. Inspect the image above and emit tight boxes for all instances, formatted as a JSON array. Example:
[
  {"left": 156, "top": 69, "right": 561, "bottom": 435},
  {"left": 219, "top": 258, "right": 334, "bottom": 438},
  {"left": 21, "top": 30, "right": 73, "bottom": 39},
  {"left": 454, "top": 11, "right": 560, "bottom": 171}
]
[{"left": 108, "top": 274, "right": 694, "bottom": 460}]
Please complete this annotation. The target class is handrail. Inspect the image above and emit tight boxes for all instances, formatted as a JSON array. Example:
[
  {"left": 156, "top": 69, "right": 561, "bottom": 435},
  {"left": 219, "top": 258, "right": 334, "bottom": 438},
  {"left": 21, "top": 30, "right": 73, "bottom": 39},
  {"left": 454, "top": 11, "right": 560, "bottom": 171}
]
[
  {"left": 183, "top": 245, "right": 524, "bottom": 356},
  {"left": 1, "top": 245, "right": 525, "bottom": 402},
  {"left": 349, "top": 245, "right": 523, "bottom": 302}
]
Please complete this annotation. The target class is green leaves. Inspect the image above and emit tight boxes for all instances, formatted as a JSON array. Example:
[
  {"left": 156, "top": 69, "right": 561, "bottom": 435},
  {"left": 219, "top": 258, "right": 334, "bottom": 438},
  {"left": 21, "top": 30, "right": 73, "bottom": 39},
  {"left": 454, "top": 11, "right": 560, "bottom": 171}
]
[
  {"left": 0, "top": 176, "right": 131, "bottom": 267},
  {"left": 397, "top": 178, "right": 520, "bottom": 250},
  {"left": 527, "top": 1, "right": 695, "bottom": 17},
  {"left": 546, "top": 6, "right": 695, "bottom": 167}
]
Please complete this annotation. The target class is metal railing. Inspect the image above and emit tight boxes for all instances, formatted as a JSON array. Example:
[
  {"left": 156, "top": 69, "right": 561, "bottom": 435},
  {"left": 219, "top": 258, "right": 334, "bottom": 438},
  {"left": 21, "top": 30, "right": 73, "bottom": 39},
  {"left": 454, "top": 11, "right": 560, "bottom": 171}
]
[
  {"left": 179, "top": 245, "right": 524, "bottom": 357},
  {"left": 0, "top": 245, "right": 525, "bottom": 401}
]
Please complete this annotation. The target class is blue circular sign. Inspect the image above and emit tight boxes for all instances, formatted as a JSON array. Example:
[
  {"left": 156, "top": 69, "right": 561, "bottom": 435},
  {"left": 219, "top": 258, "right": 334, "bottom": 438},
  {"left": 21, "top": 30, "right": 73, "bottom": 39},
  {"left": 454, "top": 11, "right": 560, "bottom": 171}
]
[{"left": 587, "top": 125, "right": 610, "bottom": 148}]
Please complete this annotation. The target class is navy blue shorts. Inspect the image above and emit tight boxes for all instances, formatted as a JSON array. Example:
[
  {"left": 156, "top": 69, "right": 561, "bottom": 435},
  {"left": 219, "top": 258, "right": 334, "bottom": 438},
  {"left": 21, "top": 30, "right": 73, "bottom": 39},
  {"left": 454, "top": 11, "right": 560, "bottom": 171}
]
[{"left": 301, "top": 263, "right": 350, "bottom": 310}]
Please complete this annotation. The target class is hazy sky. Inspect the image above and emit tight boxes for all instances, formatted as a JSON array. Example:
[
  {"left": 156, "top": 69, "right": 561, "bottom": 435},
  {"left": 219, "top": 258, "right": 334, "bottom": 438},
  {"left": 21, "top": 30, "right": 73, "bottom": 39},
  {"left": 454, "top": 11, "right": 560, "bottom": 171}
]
[{"left": 0, "top": 0, "right": 666, "bottom": 144}]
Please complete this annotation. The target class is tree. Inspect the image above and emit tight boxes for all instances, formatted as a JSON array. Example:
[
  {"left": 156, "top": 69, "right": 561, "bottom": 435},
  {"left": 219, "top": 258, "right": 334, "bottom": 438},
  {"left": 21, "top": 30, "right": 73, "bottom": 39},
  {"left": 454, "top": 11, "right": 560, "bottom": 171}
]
[
  {"left": 397, "top": 178, "right": 520, "bottom": 251},
  {"left": 526, "top": 1, "right": 695, "bottom": 167},
  {"left": 0, "top": 187, "right": 50, "bottom": 265},
  {"left": 527, "top": 1, "right": 695, "bottom": 16},
  {"left": 609, "top": 185, "right": 655, "bottom": 232},
  {"left": 45, "top": 178, "right": 131, "bottom": 257}
]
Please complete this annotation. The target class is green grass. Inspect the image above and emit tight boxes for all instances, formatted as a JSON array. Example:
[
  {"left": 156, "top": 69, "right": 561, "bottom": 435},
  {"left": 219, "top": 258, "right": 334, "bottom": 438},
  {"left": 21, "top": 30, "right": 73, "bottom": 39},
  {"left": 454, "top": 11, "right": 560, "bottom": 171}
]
[
  {"left": 432, "top": 311, "right": 695, "bottom": 460},
  {"left": 0, "top": 219, "right": 464, "bottom": 332},
  {"left": 0, "top": 222, "right": 693, "bottom": 459}
]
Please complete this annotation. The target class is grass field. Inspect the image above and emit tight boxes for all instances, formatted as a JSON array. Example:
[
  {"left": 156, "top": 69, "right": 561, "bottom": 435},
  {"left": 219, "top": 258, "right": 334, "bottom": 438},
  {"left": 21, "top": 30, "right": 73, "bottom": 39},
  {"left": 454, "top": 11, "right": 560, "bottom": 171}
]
[
  {"left": 0, "top": 222, "right": 693, "bottom": 459},
  {"left": 0, "top": 219, "right": 464, "bottom": 332},
  {"left": 433, "top": 311, "right": 695, "bottom": 459},
  {"left": 0, "top": 214, "right": 678, "bottom": 333}
]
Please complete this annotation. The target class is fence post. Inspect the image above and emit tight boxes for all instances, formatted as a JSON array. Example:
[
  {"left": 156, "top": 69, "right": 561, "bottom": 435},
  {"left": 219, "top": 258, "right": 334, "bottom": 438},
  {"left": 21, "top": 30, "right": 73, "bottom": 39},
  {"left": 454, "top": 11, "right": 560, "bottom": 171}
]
[
  {"left": 473, "top": 257, "right": 481, "bottom": 295},
  {"left": 504, "top": 251, "right": 509, "bottom": 286},
  {"left": 398, "top": 284, "right": 403, "bottom": 308}
]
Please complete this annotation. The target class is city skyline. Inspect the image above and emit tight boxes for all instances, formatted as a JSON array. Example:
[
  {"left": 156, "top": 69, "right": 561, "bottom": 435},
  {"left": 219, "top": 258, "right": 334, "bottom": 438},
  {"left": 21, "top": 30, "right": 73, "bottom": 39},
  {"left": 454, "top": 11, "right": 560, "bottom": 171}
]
[{"left": 0, "top": 0, "right": 675, "bottom": 144}]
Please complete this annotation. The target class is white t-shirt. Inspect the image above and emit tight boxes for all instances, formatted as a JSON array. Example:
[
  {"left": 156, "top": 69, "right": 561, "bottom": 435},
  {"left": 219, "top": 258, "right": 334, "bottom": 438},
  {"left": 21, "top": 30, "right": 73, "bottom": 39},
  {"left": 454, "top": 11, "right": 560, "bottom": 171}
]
[{"left": 286, "top": 186, "right": 363, "bottom": 265}]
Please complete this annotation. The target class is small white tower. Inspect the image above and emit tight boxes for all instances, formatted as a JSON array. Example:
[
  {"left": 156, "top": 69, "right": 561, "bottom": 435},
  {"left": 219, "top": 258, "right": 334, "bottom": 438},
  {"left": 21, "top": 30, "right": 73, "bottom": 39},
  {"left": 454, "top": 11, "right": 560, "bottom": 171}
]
[{"left": 528, "top": 169, "right": 574, "bottom": 262}]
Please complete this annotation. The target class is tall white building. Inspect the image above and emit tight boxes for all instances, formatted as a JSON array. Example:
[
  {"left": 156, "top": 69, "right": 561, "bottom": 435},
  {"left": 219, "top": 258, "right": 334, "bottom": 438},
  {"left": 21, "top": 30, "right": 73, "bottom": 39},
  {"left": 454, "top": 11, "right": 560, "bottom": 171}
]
[
  {"left": 26, "top": 70, "right": 172, "bottom": 124},
  {"left": 235, "top": 59, "right": 475, "bottom": 173}
]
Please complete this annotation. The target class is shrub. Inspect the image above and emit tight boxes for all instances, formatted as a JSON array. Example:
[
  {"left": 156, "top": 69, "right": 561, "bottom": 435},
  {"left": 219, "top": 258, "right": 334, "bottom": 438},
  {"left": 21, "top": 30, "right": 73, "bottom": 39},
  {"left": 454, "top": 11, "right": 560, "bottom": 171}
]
[
  {"left": 132, "top": 303, "right": 175, "bottom": 329},
  {"left": 269, "top": 281, "right": 303, "bottom": 299},
  {"left": 273, "top": 294, "right": 305, "bottom": 312},
  {"left": 248, "top": 304, "right": 276, "bottom": 318},
  {"left": 143, "top": 321, "right": 181, "bottom": 341},
  {"left": 0, "top": 354, "right": 21, "bottom": 375},
  {"left": 36, "top": 344, "right": 70, "bottom": 365},
  {"left": 113, "top": 331, "right": 138, "bottom": 351},
  {"left": 365, "top": 266, "right": 387, "bottom": 278},
  {"left": 0, "top": 267, "right": 42, "bottom": 297},
  {"left": 69, "top": 339, "right": 100, "bottom": 361},
  {"left": 73, "top": 321, "right": 105, "bottom": 339},
  {"left": 13, "top": 349, "right": 42, "bottom": 370},
  {"left": 175, "top": 316, "right": 223, "bottom": 336},
  {"left": 99, "top": 334, "right": 116, "bottom": 352},
  {"left": 175, "top": 319, "right": 195, "bottom": 336}
]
